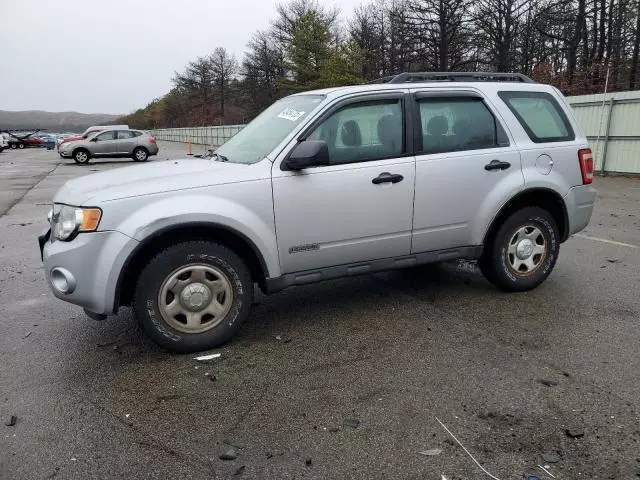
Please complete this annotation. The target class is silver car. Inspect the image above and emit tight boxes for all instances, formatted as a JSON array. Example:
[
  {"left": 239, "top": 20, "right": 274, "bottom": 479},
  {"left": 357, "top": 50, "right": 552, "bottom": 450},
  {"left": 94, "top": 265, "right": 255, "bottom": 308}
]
[
  {"left": 58, "top": 128, "right": 159, "bottom": 164},
  {"left": 40, "top": 72, "right": 596, "bottom": 352}
]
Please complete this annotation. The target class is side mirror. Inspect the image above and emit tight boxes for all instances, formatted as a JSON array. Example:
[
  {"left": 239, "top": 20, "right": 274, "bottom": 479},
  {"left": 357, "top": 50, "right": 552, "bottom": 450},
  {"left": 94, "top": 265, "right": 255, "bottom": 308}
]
[{"left": 282, "top": 140, "right": 330, "bottom": 171}]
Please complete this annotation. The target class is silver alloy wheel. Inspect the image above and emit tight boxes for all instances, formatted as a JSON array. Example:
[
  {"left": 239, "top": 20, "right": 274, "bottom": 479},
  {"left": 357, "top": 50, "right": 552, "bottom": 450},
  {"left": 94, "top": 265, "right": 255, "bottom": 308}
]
[
  {"left": 75, "top": 151, "right": 88, "bottom": 163},
  {"left": 506, "top": 225, "right": 547, "bottom": 275},
  {"left": 135, "top": 149, "right": 147, "bottom": 161},
  {"left": 18, "top": 143, "right": 24, "bottom": 149},
  {"left": 158, "top": 264, "right": 233, "bottom": 334}
]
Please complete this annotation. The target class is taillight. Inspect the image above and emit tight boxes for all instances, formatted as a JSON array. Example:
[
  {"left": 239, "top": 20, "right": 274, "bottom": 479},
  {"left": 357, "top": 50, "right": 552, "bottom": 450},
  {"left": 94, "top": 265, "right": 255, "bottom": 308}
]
[
  {"left": 149, "top": 137, "right": 156, "bottom": 143},
  {"left": 578, "top": 148, "right": 594, "bottom": 184}
]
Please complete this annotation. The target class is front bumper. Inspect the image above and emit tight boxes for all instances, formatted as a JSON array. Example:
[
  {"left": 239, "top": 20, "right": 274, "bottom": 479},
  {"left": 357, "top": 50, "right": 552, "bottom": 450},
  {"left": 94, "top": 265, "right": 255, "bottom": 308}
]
[
  {"left": 40, "top": 229, "right": 139, "bottom": 315},
  {"left": 564, "top": 184, "right": 597, "bottom": 236}
]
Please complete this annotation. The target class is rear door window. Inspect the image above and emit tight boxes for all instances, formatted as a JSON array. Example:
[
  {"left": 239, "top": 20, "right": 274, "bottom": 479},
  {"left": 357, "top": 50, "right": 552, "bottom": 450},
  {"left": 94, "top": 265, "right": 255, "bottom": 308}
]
[
  {"left": 117, "top": 130, "right": 136, "bottom": 139},
  {"left": 499, "top": 91, "right": 574, "bottom": 143},
  {"left": 416, "top": 96, "right": 509, "bottom": 154}
]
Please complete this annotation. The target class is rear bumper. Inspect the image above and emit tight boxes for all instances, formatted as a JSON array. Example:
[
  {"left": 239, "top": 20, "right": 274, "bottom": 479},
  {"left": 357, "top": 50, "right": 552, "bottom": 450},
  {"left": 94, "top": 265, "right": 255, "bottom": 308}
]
[{"left": 564, "top": 184, "right": 597, "bottom": 237}]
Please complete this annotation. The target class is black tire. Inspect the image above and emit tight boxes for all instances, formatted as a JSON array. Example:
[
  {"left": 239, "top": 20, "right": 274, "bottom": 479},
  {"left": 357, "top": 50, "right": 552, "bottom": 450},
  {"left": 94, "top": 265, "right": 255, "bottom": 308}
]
[
  {"left": 132, "top": 147, "right": 149, "bottom": 162},
  {"left": 133, "top": 241, "right": 254, "bottom": 352},
  {"left": 10, "top": 143, "right": 17, "bottom": 149},
  {"left": 73, "top": 149, "right": 91, "bottom": 164},
  {"left": 17, "top": 143, "right": 25, "bottom": 149},
  {"left": 479, "top": 207, "right": 559, "bottom": 292}
]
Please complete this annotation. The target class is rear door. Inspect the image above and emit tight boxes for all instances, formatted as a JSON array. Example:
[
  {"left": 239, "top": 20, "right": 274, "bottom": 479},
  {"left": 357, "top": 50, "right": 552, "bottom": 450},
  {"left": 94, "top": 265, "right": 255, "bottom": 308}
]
[
  {"left": 411, "top": 90, "right": 523, "bottom": 253},
  {"left": 91, "top": 130, "right": 117, "bottom": 156},
  {"left": 115, "top": 130, "right": 136, "bottom": 154}
]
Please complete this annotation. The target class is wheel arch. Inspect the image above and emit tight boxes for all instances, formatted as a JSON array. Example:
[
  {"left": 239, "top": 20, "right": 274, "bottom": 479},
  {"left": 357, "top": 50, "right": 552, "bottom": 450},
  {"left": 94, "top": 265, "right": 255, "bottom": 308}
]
[
  {"left": 115, "top": 222, "right": 270, "bottom": 309},
  {"left": 483, "top": 188, "right": 569, "bottom": 245}
]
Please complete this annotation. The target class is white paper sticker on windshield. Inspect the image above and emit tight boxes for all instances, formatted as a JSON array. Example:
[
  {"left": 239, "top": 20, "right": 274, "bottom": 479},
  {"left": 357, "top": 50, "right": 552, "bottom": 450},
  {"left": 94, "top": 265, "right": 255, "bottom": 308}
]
[{"left": 277, "top": 108, "right": 305, "bottom": 121}]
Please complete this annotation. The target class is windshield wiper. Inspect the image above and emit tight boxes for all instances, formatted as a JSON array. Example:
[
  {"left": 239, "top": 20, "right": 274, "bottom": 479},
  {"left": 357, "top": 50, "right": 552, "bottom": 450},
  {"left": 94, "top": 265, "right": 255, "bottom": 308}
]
[{"left": 197, "top": 149, "right": 229, "bottom": 162}]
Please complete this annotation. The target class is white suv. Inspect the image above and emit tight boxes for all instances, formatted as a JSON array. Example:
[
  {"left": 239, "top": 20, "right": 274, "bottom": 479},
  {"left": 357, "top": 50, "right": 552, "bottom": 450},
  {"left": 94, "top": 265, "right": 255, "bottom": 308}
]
[{"left": 39, "top": 72, "right": 596, "bottom": 352}]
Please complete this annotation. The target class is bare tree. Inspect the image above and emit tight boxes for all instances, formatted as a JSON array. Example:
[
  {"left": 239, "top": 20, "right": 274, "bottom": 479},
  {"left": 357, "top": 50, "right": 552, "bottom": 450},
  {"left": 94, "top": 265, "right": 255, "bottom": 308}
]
[
  {"left": 474, "top": 0, "right": 534, "bottom": 71},
  {"left": 210, "top": 47, "right": 238, "bottom": 119}
]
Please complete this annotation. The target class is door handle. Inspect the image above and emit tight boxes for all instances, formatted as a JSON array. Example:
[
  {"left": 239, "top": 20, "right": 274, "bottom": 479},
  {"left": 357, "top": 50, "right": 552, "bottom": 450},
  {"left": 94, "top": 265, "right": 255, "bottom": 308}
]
[
  {"left": 372, "top": 172, "right": 404, "bottom": 184},
  {"left": 484, "top": 160, "right": 511, "bottom": 171}
]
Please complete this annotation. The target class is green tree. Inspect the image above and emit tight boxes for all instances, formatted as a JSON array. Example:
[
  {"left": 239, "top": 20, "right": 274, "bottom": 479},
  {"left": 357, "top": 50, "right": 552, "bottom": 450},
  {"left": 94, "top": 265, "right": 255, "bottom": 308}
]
[{"left": 321, "top": 41, "right": 364, "bottom": 86}]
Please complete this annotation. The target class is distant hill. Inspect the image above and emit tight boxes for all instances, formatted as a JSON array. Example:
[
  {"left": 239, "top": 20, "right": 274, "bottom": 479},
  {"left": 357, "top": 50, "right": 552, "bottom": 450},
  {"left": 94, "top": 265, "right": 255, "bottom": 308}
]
[{"left": 0, "top": 110, "right": 121, "bottom": 133}]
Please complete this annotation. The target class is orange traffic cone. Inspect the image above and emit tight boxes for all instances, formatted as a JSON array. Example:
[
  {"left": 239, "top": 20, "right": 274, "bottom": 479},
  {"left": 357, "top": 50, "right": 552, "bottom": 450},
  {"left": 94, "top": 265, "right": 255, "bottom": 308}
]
[{"left": 186, "top": 136, "right": 193, "bottom": 156}]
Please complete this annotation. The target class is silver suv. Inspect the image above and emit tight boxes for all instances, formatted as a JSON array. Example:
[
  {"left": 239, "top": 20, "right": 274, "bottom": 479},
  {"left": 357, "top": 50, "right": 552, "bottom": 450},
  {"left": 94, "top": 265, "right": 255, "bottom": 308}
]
[
  {"left": 59, "top": 128, "right": 159, "bottom": 164},
  {"left": 39, "top": 72, "right": 596, "bottom": 352}
]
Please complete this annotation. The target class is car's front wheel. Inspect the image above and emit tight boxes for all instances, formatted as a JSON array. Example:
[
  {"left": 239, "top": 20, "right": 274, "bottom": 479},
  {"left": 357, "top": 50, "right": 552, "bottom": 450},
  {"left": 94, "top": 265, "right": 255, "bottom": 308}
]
[
  {"left": 133, "top": 241, "right": 254, "bottom": 352},
  {"left": 17, "top": 143, "right": 25, "bottom": 149},
  {"left": 479, "top": 207, "right": 559, "bottom": 292},
  {"left": 133, "top": 147, "right": 149, "bottom": 162},
  {"left": 73, "top": 149, "right": 90, "bottom": 164}
]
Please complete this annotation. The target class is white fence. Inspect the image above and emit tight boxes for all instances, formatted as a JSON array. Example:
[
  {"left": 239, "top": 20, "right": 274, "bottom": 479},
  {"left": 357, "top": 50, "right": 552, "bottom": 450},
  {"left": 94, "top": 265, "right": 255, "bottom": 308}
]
[
  {"left": 150, "top": 125, "right": 244, "bottom": 147},
  {"left": 150, "top": 91, "right": 640, "bottom": 174}
]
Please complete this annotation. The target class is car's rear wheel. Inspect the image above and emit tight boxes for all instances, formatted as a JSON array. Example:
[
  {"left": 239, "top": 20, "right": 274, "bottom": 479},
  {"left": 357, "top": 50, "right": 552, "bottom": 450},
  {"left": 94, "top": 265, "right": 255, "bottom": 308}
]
[
  {"left": 73, "top": 149, "right": 90, "bottom": 164},
  {"left": 479, "top": 207, "right": 559, "bottom": 292},
  {"left": 133, "top": 241, "right": 254, "bottom": 352},
  {"left": 133, "top": 147, "right": 149, "bottom": 162}
]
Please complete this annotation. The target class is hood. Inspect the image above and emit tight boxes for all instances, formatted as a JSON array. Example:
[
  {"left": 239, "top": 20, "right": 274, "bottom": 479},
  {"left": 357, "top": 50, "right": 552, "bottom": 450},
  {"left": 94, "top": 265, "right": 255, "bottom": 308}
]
[
  {"left": 60, "top": 136, "right": 83, "bottom": 144},
  {"left": 53, "top": 158, "right": 261, "bottom": 205}
]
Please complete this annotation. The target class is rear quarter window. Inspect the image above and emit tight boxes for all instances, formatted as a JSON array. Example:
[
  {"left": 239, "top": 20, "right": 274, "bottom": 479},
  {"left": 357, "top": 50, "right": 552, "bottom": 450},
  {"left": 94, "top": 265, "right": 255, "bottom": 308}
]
[{"left": 499, "top": 91, "right": 574, "bottom": 143}]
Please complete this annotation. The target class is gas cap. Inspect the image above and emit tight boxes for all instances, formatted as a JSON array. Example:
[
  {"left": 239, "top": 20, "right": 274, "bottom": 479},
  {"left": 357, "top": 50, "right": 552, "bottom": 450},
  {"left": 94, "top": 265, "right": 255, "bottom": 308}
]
[{"left": 535, "top": 154, "right": 553, "bottom": 175}]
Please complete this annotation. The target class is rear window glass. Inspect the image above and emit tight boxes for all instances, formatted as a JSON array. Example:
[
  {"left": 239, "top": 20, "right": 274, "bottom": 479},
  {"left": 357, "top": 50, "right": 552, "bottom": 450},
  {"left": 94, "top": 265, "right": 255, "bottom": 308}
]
[
  {"left": 499, "top": 91, "right": 574, "bottom": 143},
  {"left": 117, "top": 130, "right": 136, "bottom": 139}
]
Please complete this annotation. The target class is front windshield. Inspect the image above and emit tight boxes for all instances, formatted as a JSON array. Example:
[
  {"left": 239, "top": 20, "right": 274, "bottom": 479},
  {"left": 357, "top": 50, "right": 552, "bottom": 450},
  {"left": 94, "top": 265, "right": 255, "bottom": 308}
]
[{"left": 215, "top": 94, "right": 325, "bottom": 164}]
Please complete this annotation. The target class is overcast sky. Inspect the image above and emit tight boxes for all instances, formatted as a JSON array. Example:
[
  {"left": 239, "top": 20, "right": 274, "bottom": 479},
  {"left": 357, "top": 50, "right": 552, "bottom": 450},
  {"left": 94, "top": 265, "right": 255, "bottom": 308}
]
[{"left": 0, "top": 0, "right": 363, "bottom": 115}]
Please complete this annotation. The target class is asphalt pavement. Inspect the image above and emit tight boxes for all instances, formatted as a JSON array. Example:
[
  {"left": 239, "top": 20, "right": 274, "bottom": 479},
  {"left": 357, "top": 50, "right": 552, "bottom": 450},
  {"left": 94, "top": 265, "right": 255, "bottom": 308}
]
[{"left": 1, "top": 144, "right": 639, "bottom": 480}]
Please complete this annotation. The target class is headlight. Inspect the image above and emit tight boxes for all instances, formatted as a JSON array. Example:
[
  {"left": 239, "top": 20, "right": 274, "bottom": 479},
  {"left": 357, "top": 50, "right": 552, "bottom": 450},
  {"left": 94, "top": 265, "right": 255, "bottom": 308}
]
[{"left": 52, "top": 204, "right": 102, "bottom": 241}]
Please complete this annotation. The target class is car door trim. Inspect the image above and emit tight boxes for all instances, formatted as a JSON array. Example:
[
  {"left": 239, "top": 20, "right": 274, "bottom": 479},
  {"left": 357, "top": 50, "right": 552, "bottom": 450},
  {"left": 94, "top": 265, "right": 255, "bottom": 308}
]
[{"left": 263, "top": 245, "right": 483, "bottom": 293}]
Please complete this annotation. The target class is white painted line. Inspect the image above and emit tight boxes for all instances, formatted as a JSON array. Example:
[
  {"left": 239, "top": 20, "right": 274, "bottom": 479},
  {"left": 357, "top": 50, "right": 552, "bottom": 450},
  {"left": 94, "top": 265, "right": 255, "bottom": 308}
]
[
  {"left": 538, "top": 464, "right": 556, "bottom": 478},
  {"left": 435, "top": 417, "right": 501, "bottom": 480},
  {"left": 574, "top": 234, "right": 638, "bottom": 249}
]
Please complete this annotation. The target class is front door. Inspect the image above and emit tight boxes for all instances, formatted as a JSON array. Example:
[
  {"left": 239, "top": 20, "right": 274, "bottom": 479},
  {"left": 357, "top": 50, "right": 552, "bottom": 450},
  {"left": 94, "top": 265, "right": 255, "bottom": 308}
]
[
  {"left": 272, "top": 93, "right": 416, "bottom": 274},
  {"left": 91, "top": 130, "right": 117, "bottom": 156},
  {"left": 410, "top": 91, "right": 524, "bottom": 253}
]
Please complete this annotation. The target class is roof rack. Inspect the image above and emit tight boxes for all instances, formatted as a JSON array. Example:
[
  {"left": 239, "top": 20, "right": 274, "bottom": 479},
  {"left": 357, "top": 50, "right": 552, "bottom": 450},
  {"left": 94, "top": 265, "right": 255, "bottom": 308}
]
[{"left": 372, "top": 72, "right": 535, "bottom": 84}]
